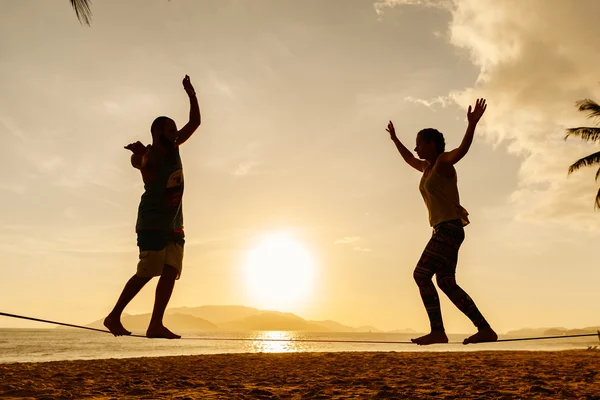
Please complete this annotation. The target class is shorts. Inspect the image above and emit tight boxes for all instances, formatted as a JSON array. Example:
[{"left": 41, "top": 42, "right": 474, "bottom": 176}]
[{"left": 136, "top": 240, "right": 184, "bottom": 280}]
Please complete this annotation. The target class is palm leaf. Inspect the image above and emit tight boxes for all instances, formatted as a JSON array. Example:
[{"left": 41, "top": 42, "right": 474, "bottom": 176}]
[
  {"left": 568, "top": 151, "right": 600, "bottom": 175},
  {"left": 575, "top": 98, "right": 600, "bottom": 120},
  {"left": 595, "top": 187, "right": 600, "bottom": 209},
  {"left": 70, "top": 0, "right": 173, "bottom": 25},
  {"left": 564, "top": 127, "right": 600, "bottom": 142},
  {"left": 70, "top": 0, "right": 92, "bottom": 26}
]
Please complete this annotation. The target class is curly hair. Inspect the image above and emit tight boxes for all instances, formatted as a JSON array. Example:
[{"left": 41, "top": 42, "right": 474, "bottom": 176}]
[{"left": 418, "top": 128, "right": 445, "bottom": 154}]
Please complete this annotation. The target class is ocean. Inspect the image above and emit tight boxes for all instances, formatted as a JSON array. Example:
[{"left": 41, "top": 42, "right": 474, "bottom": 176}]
[{"left": 1, "top": 329, "right": 598, "bottom": 364}]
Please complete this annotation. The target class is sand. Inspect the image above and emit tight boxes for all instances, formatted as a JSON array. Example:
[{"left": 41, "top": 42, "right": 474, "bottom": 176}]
[{"left": 1, "top": 351, "right": 599, "bottom": 399}]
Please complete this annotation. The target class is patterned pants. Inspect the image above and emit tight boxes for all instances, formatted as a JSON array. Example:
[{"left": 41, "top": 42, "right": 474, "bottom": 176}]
[{"left": 413, "top": 220, "right": 490, "bottom": 332}]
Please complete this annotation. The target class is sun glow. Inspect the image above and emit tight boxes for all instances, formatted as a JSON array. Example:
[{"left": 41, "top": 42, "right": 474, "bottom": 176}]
[
  {"left": 251, "top": 331, "right": 300, "bottom": 353},
  {"left": 243, "top": 232, "right": 316, "bottom": 310}
]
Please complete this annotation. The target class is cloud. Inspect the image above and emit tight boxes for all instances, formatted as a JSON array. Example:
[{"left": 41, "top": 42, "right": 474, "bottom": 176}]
[
  {"left": 208, "top": 70, "right": 236, "bottom": 99},
  {"left": 378, "top": 0, "right": 600, "bottom": 229},
  {"left": 0, "top": 115, "right": 26, "bottom": 140},
  {"left": 374, "top": 0, "right": 450, "bottom": 15},
  {"left": 334, "top": 236, "right": 372, "bottom": 252},
  {"left": 0, "top": 222, "right": 133, "bottom": 256},
  {"left": 353, "top": 246, "right": 372, "bottom": 252},
  {"left": 334, "top": 236, "right": 361, "bottom": 244},
  {"left": 233, "top": 162, "right": 258, "bottom": 177},
  {"left": 404, "top": 95, "right": 454, "bottom": 110}
]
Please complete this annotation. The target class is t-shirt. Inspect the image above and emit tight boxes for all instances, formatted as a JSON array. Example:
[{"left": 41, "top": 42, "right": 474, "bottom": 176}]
[{"left": 135, "top": 145, "right": 185, "bottom": 250}]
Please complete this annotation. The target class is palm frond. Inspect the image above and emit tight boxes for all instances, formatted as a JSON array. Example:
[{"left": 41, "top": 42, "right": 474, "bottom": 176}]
[
  {"left": 564, "top": 127, "right": 600, "bottom": 142},
  {"left": 568, "top": 151, "right": 600, "bottom": 175},
  {"left": 575, "top": 98, "right": 600, "bottom": 120},
  {"left": 596, "top": 166, "right": 600, "bottom": 182},
  {"left": 70, "top": 0, "right": 92, "bottom": 26},
  {"left": 595, "top": 187, "right": 600, "bottom": 210}
]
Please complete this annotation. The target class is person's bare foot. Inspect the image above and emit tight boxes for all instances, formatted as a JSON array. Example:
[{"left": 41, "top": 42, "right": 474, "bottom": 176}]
[
  {"left": 411, "top": 330, "right": 448, "bottom": 345},
  {"left": 103, "top": 315, "right": 131, "bottom": 337},
  {"left": 146, "top": 324, "right": 181, "bottom": 339},
  {"left": 463, "top": 326, "right": 498, "bottom": 344}
]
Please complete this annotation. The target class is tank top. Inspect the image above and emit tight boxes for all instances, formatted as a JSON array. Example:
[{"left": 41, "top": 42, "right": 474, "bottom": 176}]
[
  {"left": 135, "top": 145, "right": 184, "bottom": 233},
  {"left": 419, "top": 166, "right": 469, "bottom": 227}
]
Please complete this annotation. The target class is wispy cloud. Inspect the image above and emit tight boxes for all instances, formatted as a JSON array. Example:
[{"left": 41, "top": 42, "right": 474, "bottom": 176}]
[
  {"left": 374, "top": 0, "right": 451, "bottom": 15},
  {"left": 334, "top": 236, "right": 361, "bottom": 244},
  {"left": 404, "top": 95, "right": 454, "bottom": 110},
  {"left": 233, "top": 162, "right": 258, "bottom": 177},
  {"left": 0, "top": 114, "right": 26, "bottom": 140},
  {"left": 353, "top": 246, "right": 372, "bottom": 252},
  {"left": 388, "top": 0, "right": 600, "bottom": 230},
  {"left": 208, "top": 70, "right": 236, "bottom": 99},
  {"left": 333, "top": 236, "right": 372, "bottom": 252}
]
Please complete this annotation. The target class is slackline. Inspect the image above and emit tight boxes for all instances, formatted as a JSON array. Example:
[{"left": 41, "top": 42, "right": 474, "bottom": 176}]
[{"left": 2, "top": 311, "right": 599, "bottom": 345}]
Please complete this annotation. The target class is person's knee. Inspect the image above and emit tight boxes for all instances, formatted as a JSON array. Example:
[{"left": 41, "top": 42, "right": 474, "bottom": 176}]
[
  {"left": 161, "top": 264, "right": 179, "bottom": 280},
  {"left": 413, "top": 268, "right": 431, "bottom": 286},
  {"left": 133, "top": 273, "right": 153, "bottom": 283},
  {"left": 436, "top": 275, "right": 456, "bottom": 293}
]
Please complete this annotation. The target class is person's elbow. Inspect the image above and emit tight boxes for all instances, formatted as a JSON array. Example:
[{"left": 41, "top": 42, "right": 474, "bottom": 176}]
[
  {"left": 131, "top": 154, "right": 142, "bottom": 169},
  {"left": 191, "top": 117, "right": 201, "bottom": 129},
  {"left": 188, "top": 119, "right": 201, "bottom": 134}
]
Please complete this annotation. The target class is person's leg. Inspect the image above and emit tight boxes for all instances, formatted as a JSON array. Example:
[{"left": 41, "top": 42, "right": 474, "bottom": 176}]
[
  {"left": 411, "top": 236, "right": 449, "bottom": 345},
  {"left": 105, "top": 246, "right": 165, "bottom": 336},
  {"left": 146, "top": 264, "right": 180, "bottom": 339},
  {"left": 147, "top": 241, "right": 183, "bottom": 339},
  {"left": 433, "top": 223, "right": 497, "bottom": 344},
  {"left": 436, "top": 270, "right": 497, "bottom": 344},
  {"left": 104, "top": 275, "right": 151, "bottom": 336}
]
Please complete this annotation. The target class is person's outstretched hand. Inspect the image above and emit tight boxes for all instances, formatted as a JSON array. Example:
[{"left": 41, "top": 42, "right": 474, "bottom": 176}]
[
  {"left": 467, "top": 98, "right": 487, "bottom": 125},
  {"left": 124, "top": 141, "right": 149, "bottom": 155},
  {"left": 182, "top": 74, "right": 196, "bottom": 97},
  {"left": 386, "top": 120, "right": 398, "bottom": 140}
]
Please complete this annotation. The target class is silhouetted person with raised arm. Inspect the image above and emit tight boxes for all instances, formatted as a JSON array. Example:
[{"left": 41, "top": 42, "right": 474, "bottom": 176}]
[
  {"left": 386, "top": 98, "right": 497, "bottom": 345},
  {"left": 104, "top": 75, "right": 200, "bottom": 339}
]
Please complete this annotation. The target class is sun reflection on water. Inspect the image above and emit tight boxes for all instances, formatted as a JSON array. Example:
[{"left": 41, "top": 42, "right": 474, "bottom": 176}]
[{"left": 250, "top": 331, "right": 302, "bottom": 353}]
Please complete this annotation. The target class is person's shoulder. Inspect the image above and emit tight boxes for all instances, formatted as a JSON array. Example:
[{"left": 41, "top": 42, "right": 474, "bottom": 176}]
[
  {"left": 435, "top": 159, "right": 456, "bottom": 178},
  {"left": 139, "top": 146, "right": 158, "bottom": 170}
]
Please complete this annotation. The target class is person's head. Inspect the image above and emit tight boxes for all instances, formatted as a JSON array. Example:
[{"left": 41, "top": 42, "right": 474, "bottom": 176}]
[
  {"left": 414, "top": 128, "right": 445, "bottom": 161},
  {"left": 151, "top": 116, "right": 177, "bottom": 147}
]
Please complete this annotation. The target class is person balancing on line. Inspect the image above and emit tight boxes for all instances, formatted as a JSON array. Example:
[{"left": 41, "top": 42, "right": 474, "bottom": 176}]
[
  {"left": 386, "top": 98, "right": 497, "bottom": 345},
  {"left": 104, "top": 75, "right": 201, "bottom": 339}
]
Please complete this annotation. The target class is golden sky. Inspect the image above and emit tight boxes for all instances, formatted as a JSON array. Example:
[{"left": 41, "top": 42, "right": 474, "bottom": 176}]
[{"left": 1, "top": 0, "right": 599, "bottom": 333}]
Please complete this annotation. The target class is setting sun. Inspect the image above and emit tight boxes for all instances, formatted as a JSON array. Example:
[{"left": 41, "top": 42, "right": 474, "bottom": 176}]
[{"left": 242, "top": 232, "right": 316, "bottom": 310}]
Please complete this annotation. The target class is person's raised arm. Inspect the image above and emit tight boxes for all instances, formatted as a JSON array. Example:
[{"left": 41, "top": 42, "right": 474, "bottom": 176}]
[
  {"left": 387, "top": 121, "right": 427, "bottom": 172},
  {"left": 174, "top": 75, "right": 201, "bottom": 146},
  {"left": 439, "top": 98, "right": 487, "bottom": 165}
]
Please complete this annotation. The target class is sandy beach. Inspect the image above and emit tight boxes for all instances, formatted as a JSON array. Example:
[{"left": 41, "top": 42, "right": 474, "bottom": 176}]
[{"left": 1, "top": 350, "right": 599, "bottom": 399}]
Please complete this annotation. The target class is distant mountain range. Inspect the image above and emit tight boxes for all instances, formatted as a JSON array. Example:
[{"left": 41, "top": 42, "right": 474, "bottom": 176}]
[
  {"left": 505, "top": 326, "right": 600, "bottom": 337},
  {"left": 86, "top": 305, "right": 409, "bottom": 333},
  {"left": 85, "top": 305, "right": 600, "bottom": 335}
]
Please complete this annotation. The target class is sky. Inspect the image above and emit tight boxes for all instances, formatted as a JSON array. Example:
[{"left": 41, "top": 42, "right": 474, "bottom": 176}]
[{"left": 1, "top": 0, "right": 599, "bottom": 334}]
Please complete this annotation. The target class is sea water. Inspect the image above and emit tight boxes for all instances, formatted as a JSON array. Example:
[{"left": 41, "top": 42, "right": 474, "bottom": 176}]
[{"left": 0, "top": 329, "right": 597, "bottom": 364}]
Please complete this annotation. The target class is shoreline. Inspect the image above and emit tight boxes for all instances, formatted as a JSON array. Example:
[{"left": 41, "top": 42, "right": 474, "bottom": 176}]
[{"left": 2, "top": 350, "right": 599, "bottom": 398}]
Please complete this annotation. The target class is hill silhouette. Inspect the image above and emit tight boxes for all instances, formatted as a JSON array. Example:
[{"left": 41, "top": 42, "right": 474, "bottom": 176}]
[
  {"left": 166, "top": 306, "right": 373, "bottom": 332},
  {"left": 82, "top": 306, "right": 599, "bottom": 335},
  {"left": 87, "top": 313, "right": 217, "bottom": 332},
  {"left": 85, "top": 306, "right": 387, "bottom": 332},
  {"left": 166, "top": 305, "right": 261, "bottom": 325},
  {"left": 505, "top": 326, "right": 600, "bottom": 337},
  {"left": 306, "top": 319, "right": 355, "bottom": 333},
  {"left": 219, "top": 311, "right": 327, "bottom": 331}
]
